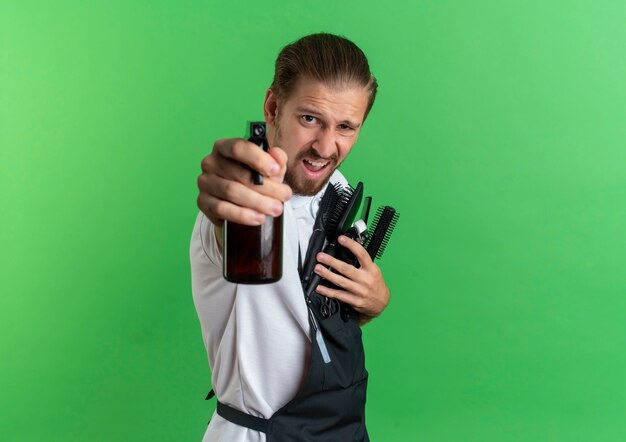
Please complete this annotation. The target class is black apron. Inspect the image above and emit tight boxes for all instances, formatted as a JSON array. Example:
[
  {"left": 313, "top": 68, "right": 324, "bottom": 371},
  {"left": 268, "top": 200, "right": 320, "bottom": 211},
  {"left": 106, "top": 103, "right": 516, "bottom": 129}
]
[{"left": 207, "top": 247, "right": 370, "bottom": 441}]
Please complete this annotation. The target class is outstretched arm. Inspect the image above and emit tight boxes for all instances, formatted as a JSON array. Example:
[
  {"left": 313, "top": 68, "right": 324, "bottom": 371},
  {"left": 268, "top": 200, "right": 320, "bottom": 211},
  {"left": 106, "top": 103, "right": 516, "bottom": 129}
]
[{"left": 196, "top": 138, "right": 292, "bottom": 249}]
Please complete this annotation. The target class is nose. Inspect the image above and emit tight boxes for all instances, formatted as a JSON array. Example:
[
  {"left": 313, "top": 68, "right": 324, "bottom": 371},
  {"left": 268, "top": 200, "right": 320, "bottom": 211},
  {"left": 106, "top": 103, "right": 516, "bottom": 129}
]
[{"left": 312, "top": 128, "right": 337, "bottom": 159}]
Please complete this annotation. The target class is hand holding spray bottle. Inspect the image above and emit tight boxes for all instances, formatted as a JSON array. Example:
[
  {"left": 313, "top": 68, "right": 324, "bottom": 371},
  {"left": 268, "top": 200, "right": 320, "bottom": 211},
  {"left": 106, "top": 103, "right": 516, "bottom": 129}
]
[{"left": 223, "top": 122, "right": 283, "bottom": 284}]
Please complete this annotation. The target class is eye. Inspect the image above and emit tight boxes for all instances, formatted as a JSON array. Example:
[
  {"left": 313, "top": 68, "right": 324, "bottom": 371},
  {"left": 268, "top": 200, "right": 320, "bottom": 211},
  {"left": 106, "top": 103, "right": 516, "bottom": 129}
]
[
  {"left": 338, "top": 123, "right": 355, "bottom": 133},
  {"left": 301, "top": 115, "right": 319, "bottom": 125}
]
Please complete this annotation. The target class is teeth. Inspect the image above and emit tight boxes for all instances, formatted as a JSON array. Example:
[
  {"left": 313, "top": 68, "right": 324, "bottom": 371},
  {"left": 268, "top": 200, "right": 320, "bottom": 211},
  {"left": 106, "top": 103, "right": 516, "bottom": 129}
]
[{"left": 304, "top": 159, "right": 328, "bottom": 169}]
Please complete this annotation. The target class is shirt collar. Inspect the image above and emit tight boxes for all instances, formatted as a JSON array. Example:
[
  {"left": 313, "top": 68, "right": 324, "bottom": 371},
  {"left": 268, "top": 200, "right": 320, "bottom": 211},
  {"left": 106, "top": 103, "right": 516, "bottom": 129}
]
[{"left": 286, "top": 170, "right": 348, "bottom": 216}]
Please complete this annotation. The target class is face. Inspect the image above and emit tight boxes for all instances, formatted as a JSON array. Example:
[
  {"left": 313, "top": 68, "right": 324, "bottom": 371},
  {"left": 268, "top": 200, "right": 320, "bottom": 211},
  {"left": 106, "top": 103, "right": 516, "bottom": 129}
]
[{"left": 264, "top": 79, "right": 370, "bottom": 196}]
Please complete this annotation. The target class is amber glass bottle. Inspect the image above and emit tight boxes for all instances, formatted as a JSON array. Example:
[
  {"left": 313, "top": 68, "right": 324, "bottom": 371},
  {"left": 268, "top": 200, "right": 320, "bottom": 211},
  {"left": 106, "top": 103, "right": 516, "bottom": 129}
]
[{"left": 223, "top": 122, "right": 283, "bottom": 284}]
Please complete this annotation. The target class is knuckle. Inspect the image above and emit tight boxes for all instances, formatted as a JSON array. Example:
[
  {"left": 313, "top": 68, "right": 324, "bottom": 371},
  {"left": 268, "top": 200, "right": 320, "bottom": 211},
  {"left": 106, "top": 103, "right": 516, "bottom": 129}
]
[
  {"left": 212, "top": 199, "right": 229, "bottom": 217},
  {"left": 197, "top": 173, "right": 207, "bottom": 190},
  {"left": 231, "top": 139, "right": 247, "bottom": 158},
  {"left": 329, "top": 261, "right": 343, "bottom": 274},
  {"left": 263, "top": 198, "right": 278, "bottom": 214},
  {"left": 213, "top": 138, "right": 230, "bottom": 154},
  {"left": 364, "top": 271, "right": 376, "bottom": 285},
  {"left": 336, "top": 261, "right": 347, "bottom": 273},
  {"left": 200, "top": 155, "right": 211, "bottom": 171},
  {"left": 201, "top": 154, "right": 220, "bottom": 175},
  {"left": 235, "top": 167, "right": 252, "bottom": 185},
  {"left": 222, "top": 181, "right": 239, "bottom": 201}
]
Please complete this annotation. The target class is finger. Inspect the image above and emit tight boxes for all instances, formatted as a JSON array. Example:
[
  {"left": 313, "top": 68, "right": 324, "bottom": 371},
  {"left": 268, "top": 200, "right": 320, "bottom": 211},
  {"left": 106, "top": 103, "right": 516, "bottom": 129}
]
[
  {"left": 198, "top": 173, "right": 285, "bottom": 220},
  {"left": 205, "top": 159, "right": 291, "bottom": 202},
  {"left": 337, "top": 235, "right": 374, "bottom": 268},
  {"left": 313, "top": 263, "right": 359, "bottom": 294},
  {"left": 198, "top": 173, "right": 292, "bottom": 209},
  {"left": 316, "top": 283, "right": 384, "bottom": 318},
  {"left": 206, "top": 142, "right": 291, "bottom": 201},
  {"left": 268, "top": 147, "right": 288, "bottom": 181},
  {"left": 314, "top": 285, "right": 363, "bottom": 311},
  {"left": 214, "top": 138, "right": 281, "bottom": 177},
  {"left": 197, "top": 193, "right": 266, "bottom": 226},
  {"left": 211, "top": 154, "right": 254, "bottom": 184},
  {"left": 253, "top": 178, "right": 292, "bottom": 202},
  {"left": 316, "top": 252, "right": 359, "bottom": 280}
]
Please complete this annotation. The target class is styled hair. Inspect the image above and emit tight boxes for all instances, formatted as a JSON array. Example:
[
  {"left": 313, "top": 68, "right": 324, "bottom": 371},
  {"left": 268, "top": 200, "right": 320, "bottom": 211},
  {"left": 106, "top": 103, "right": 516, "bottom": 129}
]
[{"left": 270, "top": 33, "right": 378, "bottom": 120}]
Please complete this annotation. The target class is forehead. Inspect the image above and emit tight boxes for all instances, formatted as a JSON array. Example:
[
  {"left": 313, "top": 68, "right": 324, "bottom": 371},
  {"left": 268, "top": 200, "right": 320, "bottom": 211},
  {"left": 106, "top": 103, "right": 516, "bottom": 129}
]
[{"left": 282, "top": 78, "right": 369, "bottom": 122}]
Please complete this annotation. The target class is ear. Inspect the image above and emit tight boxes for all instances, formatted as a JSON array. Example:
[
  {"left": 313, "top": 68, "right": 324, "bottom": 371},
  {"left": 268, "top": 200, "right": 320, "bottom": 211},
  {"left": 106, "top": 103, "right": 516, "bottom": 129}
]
[{"left": 263, "top": 88, "right": 278, "bottom": 128}]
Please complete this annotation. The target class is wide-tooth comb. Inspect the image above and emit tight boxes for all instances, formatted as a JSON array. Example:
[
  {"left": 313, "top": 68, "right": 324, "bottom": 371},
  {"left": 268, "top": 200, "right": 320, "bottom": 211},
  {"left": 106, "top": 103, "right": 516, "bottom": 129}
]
[{"left": 365, "top": 206, "right": 399, "bottom": 260}]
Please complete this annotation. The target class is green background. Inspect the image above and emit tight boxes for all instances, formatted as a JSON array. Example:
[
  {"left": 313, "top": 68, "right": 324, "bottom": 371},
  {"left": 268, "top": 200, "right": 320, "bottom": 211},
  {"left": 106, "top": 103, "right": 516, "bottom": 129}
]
[{"left": 2, "top": 1, "right": 625, "bottom": 440}]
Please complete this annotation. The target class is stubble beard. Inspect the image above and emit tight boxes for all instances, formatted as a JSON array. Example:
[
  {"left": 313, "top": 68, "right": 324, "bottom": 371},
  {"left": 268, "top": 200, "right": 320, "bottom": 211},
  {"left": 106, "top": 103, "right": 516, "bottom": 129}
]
[
  {"left": 274, "top": 116, "right": 339, "bottom": 196},
  {"left": 284, "top": 149, "right": 338, "bottom": 196}
]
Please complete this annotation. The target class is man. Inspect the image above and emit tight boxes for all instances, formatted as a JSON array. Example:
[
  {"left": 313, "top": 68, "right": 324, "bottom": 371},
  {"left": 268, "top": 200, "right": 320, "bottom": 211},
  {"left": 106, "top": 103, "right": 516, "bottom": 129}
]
[{"left": 191, "top": 33, "right": 390, "bottom": 441}]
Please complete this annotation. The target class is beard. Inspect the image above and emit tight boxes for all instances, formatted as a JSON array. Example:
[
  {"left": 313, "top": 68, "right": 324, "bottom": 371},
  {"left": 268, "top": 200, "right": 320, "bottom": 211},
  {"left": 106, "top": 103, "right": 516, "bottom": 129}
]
[
  {"left": 272, "top": 114, "right": 339, "bottom": 196},
  {"left": 284, "top": 148, "right": 339, "bottom": 196}
]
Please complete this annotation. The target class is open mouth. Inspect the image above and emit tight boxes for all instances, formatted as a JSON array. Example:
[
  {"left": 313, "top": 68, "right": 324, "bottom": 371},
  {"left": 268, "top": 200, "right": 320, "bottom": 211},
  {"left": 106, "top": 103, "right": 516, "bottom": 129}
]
[{"left": 303, "top": 158, "right": 330, "bottom": 172}]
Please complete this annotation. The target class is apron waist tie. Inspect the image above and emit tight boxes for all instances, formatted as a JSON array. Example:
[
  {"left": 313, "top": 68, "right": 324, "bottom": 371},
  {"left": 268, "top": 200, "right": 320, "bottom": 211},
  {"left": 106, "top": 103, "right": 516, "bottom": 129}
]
[{"left": 216, "top": 401, "right": 269, "bottom": 433}]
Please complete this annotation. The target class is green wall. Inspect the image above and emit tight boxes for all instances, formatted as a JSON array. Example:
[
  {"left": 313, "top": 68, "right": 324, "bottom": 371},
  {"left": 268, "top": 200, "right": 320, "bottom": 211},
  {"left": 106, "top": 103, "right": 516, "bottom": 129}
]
[{"left": 2, "top": 1, "right": 626, "bottom": 440}]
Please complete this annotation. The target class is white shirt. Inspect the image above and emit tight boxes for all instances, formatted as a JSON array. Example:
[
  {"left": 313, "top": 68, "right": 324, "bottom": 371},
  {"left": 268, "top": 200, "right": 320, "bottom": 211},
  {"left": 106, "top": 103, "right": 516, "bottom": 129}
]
[{"left": 190, "top": 171, "right": 348, "bottom": 442}]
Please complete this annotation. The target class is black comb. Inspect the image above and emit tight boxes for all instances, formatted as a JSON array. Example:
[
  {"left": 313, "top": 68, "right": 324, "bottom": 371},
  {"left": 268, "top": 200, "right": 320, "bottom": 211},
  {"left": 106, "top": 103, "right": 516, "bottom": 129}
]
[
  {"left": 365, "top": 206, "right": 399, "bottom": 260},
  {"left": 301, "top": 182, "right": 342, "bottom": 286},
  {"left": 320, "top": 183, "right": 343, "bottom": 234},
  {"left": 324, "top": 184, "right": 353, "bottom": 240},
  {"left": 326, "top": 181, "right": 363, "bottom": 241},
  {"left": 304, "top": 182, "right": 364, "bottom": 298}
]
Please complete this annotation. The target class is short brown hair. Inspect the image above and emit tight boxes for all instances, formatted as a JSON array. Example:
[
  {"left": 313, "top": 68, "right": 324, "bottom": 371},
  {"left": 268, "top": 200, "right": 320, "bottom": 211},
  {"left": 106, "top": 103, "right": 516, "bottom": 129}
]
[{"left": 270, "top": 33, "right": 378, "bottom": 120}]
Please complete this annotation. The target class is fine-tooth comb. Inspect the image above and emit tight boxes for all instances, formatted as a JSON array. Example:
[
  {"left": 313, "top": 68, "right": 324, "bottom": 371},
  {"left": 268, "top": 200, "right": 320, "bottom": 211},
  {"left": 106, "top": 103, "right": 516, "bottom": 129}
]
[{"left": 365, "top": 206, "right": 399, "bottom": 261}]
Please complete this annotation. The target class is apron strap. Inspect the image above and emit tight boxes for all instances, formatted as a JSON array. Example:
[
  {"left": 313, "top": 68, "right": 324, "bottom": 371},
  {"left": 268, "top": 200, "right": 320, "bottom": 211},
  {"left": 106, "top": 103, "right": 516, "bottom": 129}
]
[{"left": 216, "top": 401, "right": 269, "bottom": 433}]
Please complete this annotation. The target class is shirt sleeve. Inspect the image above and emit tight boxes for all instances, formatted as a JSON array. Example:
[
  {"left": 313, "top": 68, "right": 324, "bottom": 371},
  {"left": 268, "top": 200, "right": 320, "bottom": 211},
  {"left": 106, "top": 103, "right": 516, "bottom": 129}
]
[
  {"left": 190, "top": 211, "right": 222, "bottom": 268},
  {"left": 190, "top": 211, "right": 237, "bottom": 357}
]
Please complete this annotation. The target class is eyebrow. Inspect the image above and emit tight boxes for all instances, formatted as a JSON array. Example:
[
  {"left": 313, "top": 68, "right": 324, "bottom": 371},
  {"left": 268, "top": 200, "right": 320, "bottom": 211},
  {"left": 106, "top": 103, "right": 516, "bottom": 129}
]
[{"left": 296, "top": 106, "right": 361, "bottom": 129}]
